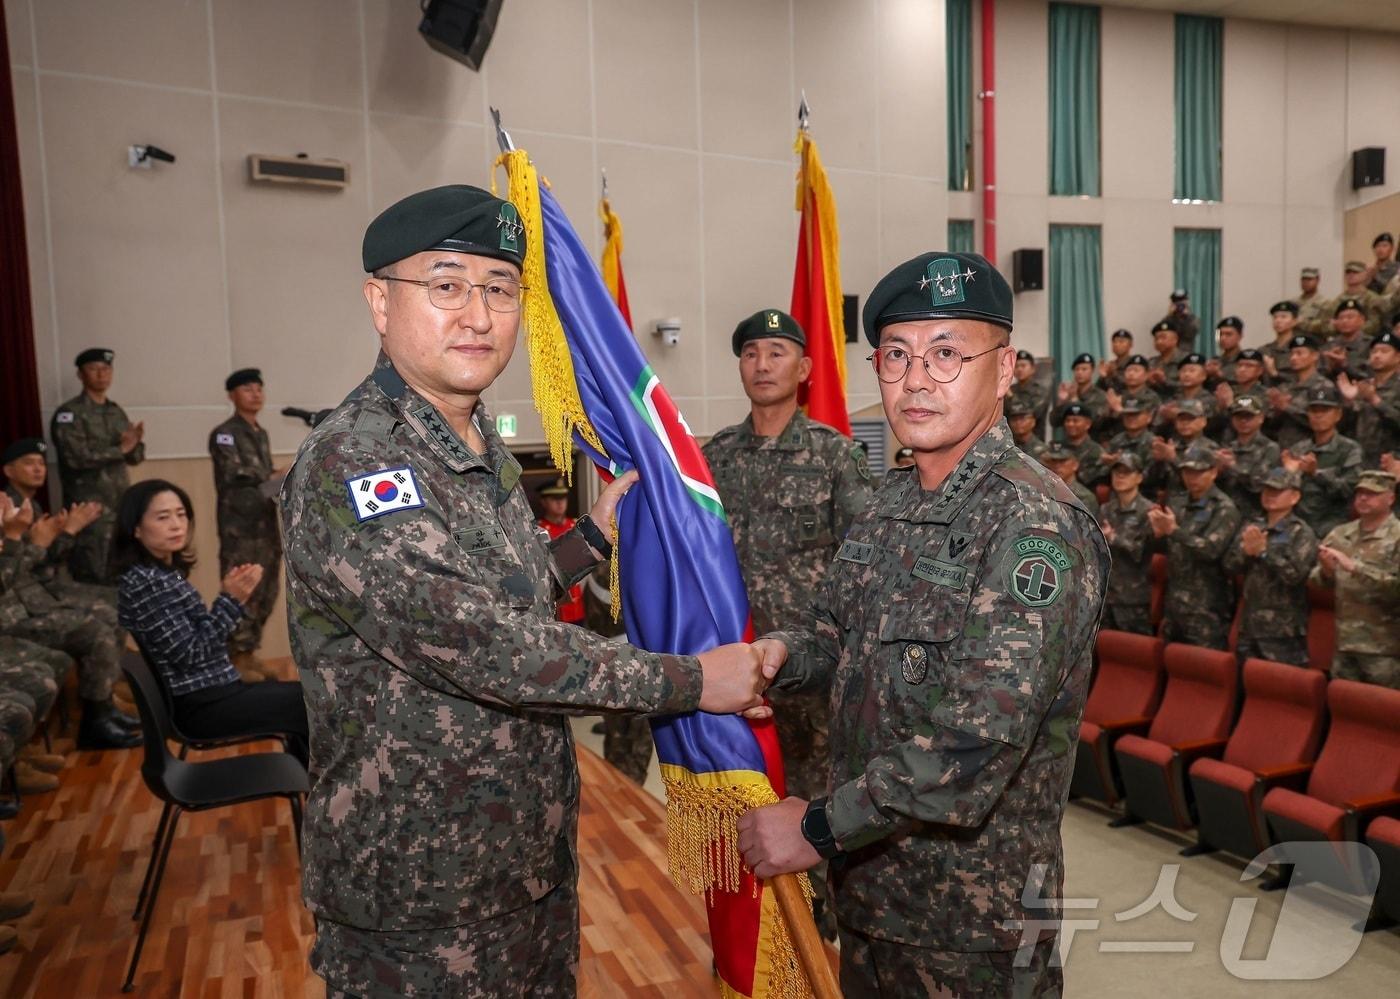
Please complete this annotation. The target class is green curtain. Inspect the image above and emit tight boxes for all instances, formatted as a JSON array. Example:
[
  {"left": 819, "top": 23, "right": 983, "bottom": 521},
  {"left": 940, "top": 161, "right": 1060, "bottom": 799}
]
[
  {"left": 1049, "top": 225, "right": 1104, "bottom": 382},
  {"left": 1174, "top": 228, "right": 1221, "bottom": 349},
  {"left": 1048, "top": 3, "right": 1100, "bottom": 197},
  {"left": 948, "top": 218, "right": 975, "bottom": 253},
  {"left": 1174, "top": 14, "right": 1222, "bottom": 201},
  {"left": 947, "top": 0, "right": 973, "bottom": 192}
]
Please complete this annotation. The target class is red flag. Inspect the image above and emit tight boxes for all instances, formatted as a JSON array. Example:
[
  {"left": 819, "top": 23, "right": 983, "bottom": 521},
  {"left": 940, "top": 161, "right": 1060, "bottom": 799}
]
[
  {"left": 791, "top": 131, "right": 851, "bottom": 436},
  {"left": 599, "top": 196, "right": 632, "bottom": 329}
]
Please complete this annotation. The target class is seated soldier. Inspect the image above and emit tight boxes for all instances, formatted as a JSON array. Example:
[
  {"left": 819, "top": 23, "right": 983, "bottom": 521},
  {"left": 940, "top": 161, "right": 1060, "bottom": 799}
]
[
  {"left": 1207, "top": 316, "right": 1244, "bottom": 387},
  {"left": 1338, "top": 328, "right": 1400, "bottom": 467},
  {"left": 1099, "top": 454, "right": 1154, "bottom": 635},
  {"left": 1097, "top": 329, "right": 1134, "bottom": 393},
  {"left": 1223, "top": 467, "right": 1317, "bottom": 667},
  {"left": 1041, "top": 443, "right": 1099, "bottom": 512},
  {"left": 1054, "top": 352, "right": 1108, "bottom": 429},
  {"left": 1282, "top": 384, "right": 1362, "bottom": 540},
  {"left": 1010, "top": 349, "right": 1049, "bottom": 435},
  {"left": 1007, "top": 397, "right": 1046, "bottom": 461},
  {"left": 1148, "top": 443, "right": 1242, "bottom": 651},
  {"left": 1100, "top": 397, "right": 1156, "bottom": 489},
  {"left": 1102, "top": 353, "right": 1161, "bottom": 439},
  {"left": 1266, "top": 334, "right": 1330, "bottom": 450},
  {"left": 1155, "top": 352, "right": 1221, "bottom": 437},
  {"left": 1056, "top": 402, "right": 1105, "bottom": 488},
  {"left": 1215, "top": 397, "right": 1280, "bottom": 516},
  {"left": 1214, "top": 347, "right": 1270, "bottom": 427},
  {"left": 1147, "top": 397, "right": 1218, "bottom": 498},
  {"left": 1147, "top": 321, "right": 1183, "bottom": 393},
  {"left": 1322, "top": 298, "right": 1373, "bottom": 380}
]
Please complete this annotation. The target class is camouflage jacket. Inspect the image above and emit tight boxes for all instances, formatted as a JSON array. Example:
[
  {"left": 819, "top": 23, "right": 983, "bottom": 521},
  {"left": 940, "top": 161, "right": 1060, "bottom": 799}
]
[
  {"left": 1300, "top": 290, "right": 1386, "bottom": 338},
  {"left": 1213, "top": 348, "right": 1243, "bottom": 386},
  {"left": 1059, "top": 436, "right": 1106, "bottom": 488},
  {"left": 1101, "top": 430, "right": 1154, "bottom": 474},
  {"left": 1288, "top": 434, "right": 1363, "bottom": 539},
  {"left": 1257, "top": 337, "right": 1293, "bottom": 382},
  {"left": 0, "top": 537, "right": 48, "bottom": 629},
  {"left": 1355, "top": 373, "right": 1400, "bottom": 467},
  {"left": 1149, "top": 350, "right": 1183, "bottom": 393},
  {"left": 768, "top": 419, "right": 1109, "bottom": 949},
  {"left": 209, "top": 414, "right": 279, "bottom": 545},
  {"left": 1267, "top": 371, "right": 1332, "bottom": 450},
  {"left": 1162, "top": 486, "right": 1241, "bottom": 618},
  {"left": 1223, "top": 513, "right": 1318, "bottom": 639},
  {"left": 1323, "top": 332, "right": 1373, "bottom": 379},
  {"left": 280, "top": 354, "right": 702, "bottom": 932},
  {"left": 1291, "top": 293, "right": 1328, "bottom": 333},
  {"left": 1146, "top": 434, "right": 1220, "bottom": 500},
  {"left": 1010, "top": 379, "right": 1051, "bottom": 430},
  {"left": 1100, "top": 492, "right": 1154, "bottom": 607},
  {"left": 1052, "top": 384, "right": 1109, "bottom": 426},
  {"left": 702, "top": 411, "right": 870, "bottom": 636},
  {"left": 1216, "top": 434, "right": 1281, "bottom": 517},
  {"left": 2, "top": 484, "right": 77, "bottom": 601},
  {"left": 1311, "top": 515, "right": 1400, "bottom": 655},
  {"left": 50, "top": 392, "right": 143, "bottom": 508}
]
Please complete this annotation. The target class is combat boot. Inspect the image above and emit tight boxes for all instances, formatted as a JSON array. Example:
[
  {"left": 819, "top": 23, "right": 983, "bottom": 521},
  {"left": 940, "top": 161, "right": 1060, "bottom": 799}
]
[
  {"left": 13, "top": 762, "right": 59, "bottom": 795},
  {"left": 77, "top": 698, "right": 142, "bottom": 750},
  {"left": 0, "top": 891, "right": 34, "bottom": 921},
  {"left": 17, "top": 746, "right": 65, "bottom": 774}
]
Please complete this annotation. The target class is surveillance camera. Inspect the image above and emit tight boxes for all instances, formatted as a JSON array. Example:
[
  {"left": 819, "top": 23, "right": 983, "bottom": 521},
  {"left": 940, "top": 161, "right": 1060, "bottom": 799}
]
[
  {"left": 129, "top": 144, "right": 176, "bottom": 169},
  {"left": 655, "top": 318, "right": 681, "bottom": 347}
]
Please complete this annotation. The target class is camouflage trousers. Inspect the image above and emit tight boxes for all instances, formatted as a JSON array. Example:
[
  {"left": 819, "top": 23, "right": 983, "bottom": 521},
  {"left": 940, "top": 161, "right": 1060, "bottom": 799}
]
[
  {"left": 1237, "top": 633, "right": 1310, "bottom": 668},
  {"left": 1162, "top": 611, "right": 1230, "bottom": 652},
  {"left": 68, "top": 509, "right": 117, "bottom": 584},
  {"left": 1100, "top": 603, "right": 1153, "bottom": 636},
  {"left": 220, "top": 537, "right": 281, "bottom": 655},
  {"left": 838, "top": 929, "right": 1060, "bottom": 998},
  {"left": 3, "top": 606, "right": 121, "bottom": 701},
  {"left": 601, "top": 714, "right": 651, "bottom": 786},
  {"left": 1332, "top": 652, "right": 1400, "bottom": 690},
  {"left": 0, "top": 691, "right": 36, "bottom": 765},
  {"left": 312, "top": 875, "right": 579, "bottom": 998},
  {"left": 0, "top": 636, "right": 73, "bottom": 722}
]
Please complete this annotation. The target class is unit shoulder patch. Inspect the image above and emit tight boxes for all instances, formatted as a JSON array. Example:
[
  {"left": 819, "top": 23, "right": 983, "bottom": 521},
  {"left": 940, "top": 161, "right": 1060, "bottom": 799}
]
[
  {"left": 1007, "top": 534, "right": 1071, "bottom": 607},
  {"left": 344, "top": 465, "right": 426, "bottom": 522}
]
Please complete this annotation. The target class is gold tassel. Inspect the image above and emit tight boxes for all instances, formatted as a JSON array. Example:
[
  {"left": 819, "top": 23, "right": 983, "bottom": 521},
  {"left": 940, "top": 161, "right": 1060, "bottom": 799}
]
[{"left": 609, "top": 513, "right": 622, "bottom": 623}]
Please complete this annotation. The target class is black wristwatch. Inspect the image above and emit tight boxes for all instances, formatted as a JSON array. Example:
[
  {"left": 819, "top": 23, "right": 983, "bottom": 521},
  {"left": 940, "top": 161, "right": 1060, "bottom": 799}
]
[
  {"left": 801, "top": 797, "right": 842, "bottom": 859},
  {"left": 575, "top": 514, "right": 613, "bottom": 560}
]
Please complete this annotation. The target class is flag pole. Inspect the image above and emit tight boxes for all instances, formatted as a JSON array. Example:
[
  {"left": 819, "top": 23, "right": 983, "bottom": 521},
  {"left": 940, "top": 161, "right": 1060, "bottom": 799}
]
[{"left": 771, "top": 873, "right": 842, "bottom": 999}]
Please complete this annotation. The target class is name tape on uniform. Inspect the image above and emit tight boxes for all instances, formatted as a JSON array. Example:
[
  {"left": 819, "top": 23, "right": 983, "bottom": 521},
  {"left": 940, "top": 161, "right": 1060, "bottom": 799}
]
[
  {"left": 215, "top": 432, "right": 235, "bottom": 447},
  {"left": 345, "top": 466, "right": 425, "bottom": 522}
]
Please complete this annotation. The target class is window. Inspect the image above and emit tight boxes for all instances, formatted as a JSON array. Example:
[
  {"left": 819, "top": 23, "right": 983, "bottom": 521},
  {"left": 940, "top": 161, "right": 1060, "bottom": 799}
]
[
  {"left": 1049, "top": 225, "right": 1104, "bottom": 381},
  {"left": 1174, "top": 15, "right": 1222, "bottom": 202},
  {"left": 948, "top": 219, "right": 975, "bottom": 254},
  {"left": 1174, "top": 229, "right": 1221, "bottom": 347},
  {"left": 947, "top": 0, "right": 973, "bottom": 192},
  {"left": 1048, "top": 3, "right": 1100, "bottom": 197}
]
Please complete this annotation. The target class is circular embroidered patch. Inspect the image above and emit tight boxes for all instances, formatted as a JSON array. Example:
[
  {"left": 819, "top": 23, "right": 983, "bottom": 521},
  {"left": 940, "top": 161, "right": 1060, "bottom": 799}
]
[{"left": 1008, "top": 535, "right": 1071, "bottom": 607}]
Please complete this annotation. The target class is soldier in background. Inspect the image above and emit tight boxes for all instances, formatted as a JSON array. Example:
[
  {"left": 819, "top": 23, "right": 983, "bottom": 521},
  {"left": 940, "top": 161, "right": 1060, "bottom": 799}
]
[
  {"left": 535, "top": 478, "right": 585, "bottom": 626},
  {"left": 1223, "top": 467, "right": 1317, "bottom": 667},
  {"left": 1214, "top": 397, "right": 1280, "bottom": 516},
  {"left": 1042, "top": 442, "right": 1099, "bottom": 512},
  {"left": 1214, "top": 348, "right": 1270, "bottom": 422},
  {"left": 1009, "top": 349, "right": 1050, "bottom": 436},
  {"left": 1007, "top": 398, "right": 1046, "bottom": 461},
  {"left": 1259, "top": 301, "right": 1299, "bottom": 381},
  {"left": 1291, "top": 268, "right": 1327, "bottom": 332},
  {"left": 1207, "top": 316, "right": 1244, "bottom": 386},
  {"left": 1097, "top": 329, "right": 1135, "bottom": 393},
  {"left": 1149, "top": 443, "right": 1242, "bottom": 651},
  {"left": 1321, "top": 298, "right": 1375, "bottom": 378},
  {"left": 1366, "top": 232, "right": 1398, "bottom": 294},
  {"left": 1311, "top": 471, "right": 1400, "bottom": 688},
  {"left": 1053, "top": 404, "right": 1106, "bottom": 489},
  {"left": 1099, "top": 454, "right": 1155, "bottom": 635},
  {"left": 1339, "top": 329, "right": 1400, "bottom": 467},
  {"left": 1282, "top": 384, "right": 1363, "bottom": 540},
  {"left": 1054, "top": 352, "right": 1108, "bottom": 428},
  {"left": 1147, "top": 321, "right": 1185, "bottom": 394},
  {"left": 209, "top": 369, "right": 283, "bottom": 682},
  {"left": 1156, "top": 352, "right": 1221, "bottom": 438},
  {"left": 50, "top": 348, "right": 144, "bottom": 583},
  {"left": 1147, "top": 397, "right": 1218, "bottom": 500},
  {"left": 1100, "top": 397, "right": 1156, "bottom": 481},
  {"left": 1301, "top": 261, "right": 1387, "bottom": 339},
  {"left": 1157, "top": 289, "right": 1200, "bottom": 351},
  {"left": 1266, "top": 334, "right": 1331, "bottom": 450},
  {"left": 1101, "top": 354, "right": 1161, "bottom": 441}
]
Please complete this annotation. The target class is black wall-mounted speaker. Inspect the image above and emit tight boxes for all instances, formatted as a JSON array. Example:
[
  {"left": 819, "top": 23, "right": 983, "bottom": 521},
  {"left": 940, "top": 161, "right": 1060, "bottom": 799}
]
[
  {"left": 419, "top": 0, "right": 503, "bottom": 72},
  {"left": 1012, "top": 248, "right": 1044, "bottom": 292},
  {"left": 1353, "top": 147, "right": 1385, "bottom": 190},
  {"left": 843, "top": 294, "right": 858, "bottom": 343}
]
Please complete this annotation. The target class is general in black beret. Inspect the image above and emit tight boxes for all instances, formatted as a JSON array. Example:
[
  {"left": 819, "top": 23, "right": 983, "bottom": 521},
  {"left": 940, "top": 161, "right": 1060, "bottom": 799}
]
[
  {"left": 362, "top": 184, "right": 526, "bottom": 274},
  {"left": 1, "top": 437, "right": 46, "bottom": 466},
  {"left": 75, "top": 348, "right": 114, "bottom": 367},
  {"left": 861, "top": 251, "right": 1012, "bottom": 347},
  {"left": 731, "top": 309, "right": 806, "bottom": 356},
  {"left": 225, "top": 368, "right": 263, "bottom": 392}
]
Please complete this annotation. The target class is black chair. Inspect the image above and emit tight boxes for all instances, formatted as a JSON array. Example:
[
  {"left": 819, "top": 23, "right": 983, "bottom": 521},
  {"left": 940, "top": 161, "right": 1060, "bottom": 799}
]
[{"left": 120, "top": 653, "right": 308, "bottom": 993}]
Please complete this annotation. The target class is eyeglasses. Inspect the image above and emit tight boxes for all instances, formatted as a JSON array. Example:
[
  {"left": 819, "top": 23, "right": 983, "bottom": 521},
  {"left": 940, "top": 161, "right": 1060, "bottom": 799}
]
[
  {"left": 381, "top": 275, "right": 526, "bottom": 313},
  {"left": 866, "top": 342, "right": 1007, "bottom": 384}
]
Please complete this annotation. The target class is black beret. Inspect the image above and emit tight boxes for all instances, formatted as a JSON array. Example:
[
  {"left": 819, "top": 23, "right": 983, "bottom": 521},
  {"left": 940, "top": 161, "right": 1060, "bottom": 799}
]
[
  {"left": 1110, "top": 328, "right": 1133, "bottom": 340},
  {"left": 1334, "top": 297, "right": 1364, "bottom": 317},
  {"left": 1270, "top": 301, "right": 1299, "bottom": 315},
  {"left": 1015, "top": 350, "right": 1035, "bottom": 363},
  {"left": 1111, "top": 452, "right": 1143, "bottom": 473},
  {"left": 1170, "top": 289, "right": 1189, "bottom": 302},
  {"left": 538, "top": 476, "right": 569, "bottom": 498},
  {"left": 1151, "top": 320, "right": 1177, "bottom": 335},
  {"left": 362, "top": 184, "right": 525, "bottom": 273},
  {"left": 1306, "top": 383, "right": 1342, "bottom": 408},
  {"left": 1375, "top": 232, "right": 1395, "bottom": 246},
  {"left": 1216, "top": 315, "right": 1243, "bottom": 331},
  {"left": 1374, "top": 331, "right": 1400, "bottom": 351},
  {"left": 1288, "top": 334, "right": 1320, "bottom": 350},
  {"left": 1230, "top": 395, "right": 1265, "bottom": 416},
  {"left": 225, "top": 368, "right": 262, "bottom": 392},
  {"left": 1238, "top": 348, "right": 1264, "bottom": 362},
  {"left": 731, "top": 309, "right": 806, "bottom": 356},
  {"left": 1, "top": 437, "right": 46, "bottom": 465},
  {"left": 862, "top": 252, "right": 1012, "bottom": 347},
  {"left": 1180, "top": 353, "right": 1207, "bottom": 367},
  {"left": 75, "top": 348, "right": 114, "bottom": 367},
  {"left": 1061, "top": 402, "right": 1091, "bottom": 420},
  {"left": 1124, "top": 353, "right": 1150, "bottom": 369},
  {"left": 1042, "top": 442, "right": 1075, "bottom": 462},
  {"left": 1119, "top": 396, "right": 1152, "bottom": 414},
  {"left": 1072, "top": 352, "right": 1095, "bottom": 366}
]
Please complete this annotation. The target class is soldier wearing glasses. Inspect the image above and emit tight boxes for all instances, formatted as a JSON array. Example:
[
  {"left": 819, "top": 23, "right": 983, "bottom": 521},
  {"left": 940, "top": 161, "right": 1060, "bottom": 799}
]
[{"left": 737, "top": 251, "right": 1109, "bottom": 997}]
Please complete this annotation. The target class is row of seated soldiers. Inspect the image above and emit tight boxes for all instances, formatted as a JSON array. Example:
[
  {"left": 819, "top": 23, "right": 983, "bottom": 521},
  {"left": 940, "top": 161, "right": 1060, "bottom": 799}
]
[{"left": 1002, "top": 307, "right": 1400, "bottom": 690}]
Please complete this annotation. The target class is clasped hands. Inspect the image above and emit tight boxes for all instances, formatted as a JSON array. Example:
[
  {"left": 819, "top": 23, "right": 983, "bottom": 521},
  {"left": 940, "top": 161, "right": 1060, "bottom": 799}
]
[{"left": 696, "top": 637, "right": 788, "bottom": 720}]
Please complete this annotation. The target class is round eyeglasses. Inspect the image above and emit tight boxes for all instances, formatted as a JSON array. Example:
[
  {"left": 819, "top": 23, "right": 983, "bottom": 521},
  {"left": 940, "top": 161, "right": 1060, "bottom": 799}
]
[
  {"left": 381, "top": 275, "right": 526, "bottom": 313},
  {"left": 866, "top": 342, "right": 1007, "bottom": 384}
]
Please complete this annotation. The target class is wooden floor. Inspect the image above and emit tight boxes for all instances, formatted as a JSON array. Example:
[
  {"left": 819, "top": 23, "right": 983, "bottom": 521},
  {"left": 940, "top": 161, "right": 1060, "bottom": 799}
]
[{"left": 0, "top": 667, "right": 741, "bottom": 998}]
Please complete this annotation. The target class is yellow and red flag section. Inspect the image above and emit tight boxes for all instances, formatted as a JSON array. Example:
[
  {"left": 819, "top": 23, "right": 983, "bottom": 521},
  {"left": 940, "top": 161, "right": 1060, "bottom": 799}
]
[
  {"left": 599, "top": 195, "right": 633, "bottom": 329},
  {"left": 791, "top": 130, "right": 851, "bottom": 437}
]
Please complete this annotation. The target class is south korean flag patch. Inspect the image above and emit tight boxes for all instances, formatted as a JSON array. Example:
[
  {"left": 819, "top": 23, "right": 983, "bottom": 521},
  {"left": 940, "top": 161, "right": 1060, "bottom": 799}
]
[
  {"left": 345, "top": 466, "right": 425, "bottom": 522},
  {"left": 215, "top": 432, "right": 235, "bottom": 447}
]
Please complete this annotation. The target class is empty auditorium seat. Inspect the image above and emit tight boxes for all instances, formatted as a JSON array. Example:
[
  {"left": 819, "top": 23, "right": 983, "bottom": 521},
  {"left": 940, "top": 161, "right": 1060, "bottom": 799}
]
[
  {"left": 1149, "top": 554, "right": 1167, "bottom": 634},
  {"left": 1306, "top": 583, "right": 1335, "bottom": 672},
  {"left": 1187, "top": 660, "right": 1328, "bottom": 860},
  {"left": 1366, "top": 816, "right": 1400, "bottom": 924},
  {"left": 1071, "top": 631, "right": 1166, "bottom": 806},
  {"left": 1113, "top": 644, "right": 1240, "bottom": 829},
  {"left": 1263, "top": 679, "right": 1400, "bottom": 863}
]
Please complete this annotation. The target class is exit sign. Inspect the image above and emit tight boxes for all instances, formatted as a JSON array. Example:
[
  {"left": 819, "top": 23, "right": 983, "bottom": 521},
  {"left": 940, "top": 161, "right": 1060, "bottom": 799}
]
[{"left": 496, "top": 413, "right": 518, "bottom": 438}]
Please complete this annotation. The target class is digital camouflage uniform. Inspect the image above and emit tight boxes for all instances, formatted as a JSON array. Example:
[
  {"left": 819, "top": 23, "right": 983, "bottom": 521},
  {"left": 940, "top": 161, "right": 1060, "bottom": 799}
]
[
  {"left": 1160, "top": 485, "right": 1241, "bottom": 651},
  {"left": 768, "top": 420, "right": 1109, "bottom": 998},
  {"left": 1300, "top": 290, "right": 1386, "bottom": 338},
  {"left": 1213, "top": 348, "right": 1242, "bottom": 386},
  {"left": 1355, "top": 372, "right": 1400, "bottom": 467},
  {"left": 1288, "top": 434, "right": 1363, "bottom": 540},
  {"left": 1013, "top": 430, "right": 1047, "bottom": 463},
  {"left": 1216, "top": 435, "right": 1281, "bottom": 517},
  {"left": 4, "top": 482, "right": 121, "bottom": 620},
  {"left": 703, "top": 410, "right": 871, "bottom": 803},
  {"left": 281, "top": 355, "right": 704, "bottom": 997},
  {"left": 1010, "top": 378, "right": 1051, "bottom": 436},
  {"left": 1223, "top": 513, "right": 1318, "bottom": 666},
  {"left": 209, "top": 414, "right": 282, "bottom": 655},
  {"left": 1058, "top": 436, "right": 1106, "bottom": 489},
  {"left": 1149, "top": 350, "right": 1183, "bottom": 394},
  {"left": 1101, "top": 430, "right": 1154, "bottom": 479},
  {"left": 1267, "top": 370, "right": 1330, "bottom": 450},
  {"left": 1258, "top": 337, "right": 1294, "bottom": 381},
  {"left": 1310, "top": 513, "right": 1400, "bottom": 689},
  {"left": 1324, "top": 331, "right": 1373, "bottom": 378},
  {"left": 0, "top": 635, "right": 72, "bottom": 727},
  {"left": 1291, "top": 293, "right": 1328, "bottom": 333},
  {"left": 1099, "top": 492, "right": 1155, "bottom": 635},
  {"left": 1146, "top": 434, "right": 1219, "bottom": 501},
  {"left": 50, "top": 392, "right": 144, "bottom": 583}
]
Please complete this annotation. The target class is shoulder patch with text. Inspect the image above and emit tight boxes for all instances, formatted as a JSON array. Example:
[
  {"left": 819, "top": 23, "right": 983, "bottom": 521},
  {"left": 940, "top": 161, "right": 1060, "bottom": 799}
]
[
  {"left": 1008, "top": 535, "right": 1071, "bottom": 607},
  {"left": 344, "top": 466, "right": 425, "bottom": 522}
]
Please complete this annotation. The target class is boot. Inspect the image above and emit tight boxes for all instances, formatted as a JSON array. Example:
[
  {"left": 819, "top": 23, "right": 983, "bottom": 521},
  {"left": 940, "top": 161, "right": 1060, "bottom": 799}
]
[
  {"left": 231, "top": 650, "right": 268, "bottom": 684},
  {"left": 13, "top": 761, "right": 59, "bottom": 795},
  {"left": 0, "top": 891, "right": 34, "bottom": 921},
  {"left": 17, "top": 746, "right": 66, "bottom": 775},
  {"left": 77, "top": 698, "right": 142, "bottom": 750},
  {"left": 0, "top": 925, "right": 16, "bottom": 955},
  {"left": 110, "top": 691, "right": 142, "bottom": 730}
]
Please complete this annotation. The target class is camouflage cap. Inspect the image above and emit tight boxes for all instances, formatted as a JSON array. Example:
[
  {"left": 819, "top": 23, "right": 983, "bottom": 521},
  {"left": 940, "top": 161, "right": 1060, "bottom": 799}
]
[
  {"left": 1344, "top": 261, "right": 1368, "bottom": 274},
  {"left": 1110, "top": 452, "right": 1144, "bottom": 473},
  {"left": 1175, "top": 397, "right": 1207, "bottom": 418},
  {"left": 1119, "top": 396, "right": 1152, "bottom": 415},
  {"left": 225, "top": 367, "right": 262, "bottom": 391},
  {"left": 537, "top": 476, "right": 569, "bottom": 498},
  {"left": 75, "top": 348, "right": 114, "bottom": 367},
  {"left": 1042, "top": 442, "right": 1075, "bottom": 462},
  {"left": 731, "top": 309, "right": 805, "bottom": 356},
  {"left": 1357, "top": 470, "right": 1398, "bottom": 493},
  {"left": 1124, "top": 353, "right": 1150, "bottom": 369},
  {"left": 1300, "top": 267, "right": 1320, "bottom": 279},
  {"left": 1306, "top": 383, "right": 1343, "bottom": 408},
  {"left": 1178, "top": 443, "right": 1217, "bottom": 470},
  {"left": 1289, "top": 333, "right": 1320, "bottom": 351},
  {"left": 1, "top": 437, "right": 46, "bottom": 465},
  {"left": 1230, "top": 395, "right": 1264, "bottom": 417},
  {"left": 1152, "top": 320, "right": 1177, "bottom": 335},
  {"left": 1374, "top": 331, "right": 1400, "bottom": 351},
  {"left": 1238, "top": 348, "right": 1264, "bottom": 362},
  {"left": 862, "top": 251, "right": 1012, "bottom": 346},
  {"left": 1216, "top": 315, "right": 1244, "bottom": 332},
  {"left": 1334, "top": 297, "right": 1365, "bottom": 317},
  {"left": 1261, "top": 466, "right": 1302, "bottom": 491},
  {"left": 1270, "top": 300, "right": 1299, "bottom": 315},
  {"left": 1111, "top": 328, "right": 1133, "bottom": 340},
  {"left": 362, "top": 184, "right": 525, "bottom": 272},
  {"left": 1005, "top": 397, "right": 1035, "bottom": 417}
]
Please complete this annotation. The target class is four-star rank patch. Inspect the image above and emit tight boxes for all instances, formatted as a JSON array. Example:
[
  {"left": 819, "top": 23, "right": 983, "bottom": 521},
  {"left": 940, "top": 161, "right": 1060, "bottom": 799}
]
[
  {"left": 1008, "top": 535, "right": 1071, "bottom": 607},
  {"left": 345, "top": 465, "right": 425, "bottom": 522},
  {"left": 920, "top": 256, "right": 977, "bottom": 307}
]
